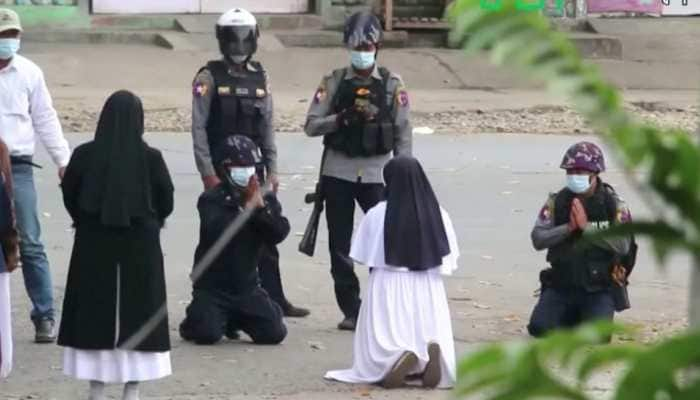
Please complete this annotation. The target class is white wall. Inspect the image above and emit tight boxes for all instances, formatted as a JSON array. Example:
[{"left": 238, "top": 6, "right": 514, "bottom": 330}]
[
  {"left": 93, "top": 0, "right": 200, "bottom": 13},
  {"left": 201, "top": 0, "right": 308, "bottom": 13},
  {"left": 92, "top": 0, "right": 309, "bottom": 14},
  {"left": 662, "top": 0, "right": 700, "bottom": 15}
]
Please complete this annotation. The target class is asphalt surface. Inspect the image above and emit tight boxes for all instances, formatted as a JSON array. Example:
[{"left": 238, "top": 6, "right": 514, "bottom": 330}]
[{"left": 2, "top": 132, "right": 690, "bottom": 399}]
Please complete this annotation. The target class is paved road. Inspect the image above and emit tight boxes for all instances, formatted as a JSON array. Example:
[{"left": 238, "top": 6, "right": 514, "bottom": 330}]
[{"left": 3, "top": 133, "right": 689, "bottom": 399}]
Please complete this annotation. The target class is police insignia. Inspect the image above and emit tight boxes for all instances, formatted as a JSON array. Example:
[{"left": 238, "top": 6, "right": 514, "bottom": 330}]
[
  {"left": 617, "top": 207, "right": 631, "bottom": 223},
  {"left": 193, "top": 83, "right": 208, "bottom": 97},
  {"left": 539, "top": 205, "right": 552, "bottom": 223},
  {"left": 218, "top": 86, "right": 231, "bottom": 95},
  {"left": 314, "top": 87, "right": 326, "bottom": 103},
  {"left": 235, "top": 87, "right": 249, "bottom": 96},
  {"left": 398, "top": 90, "right": 409, "bottom": 107}
]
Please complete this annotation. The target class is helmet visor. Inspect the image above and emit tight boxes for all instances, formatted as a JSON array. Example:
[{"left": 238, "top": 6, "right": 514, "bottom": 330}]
[{"left": 218, "top": 25, "right": 257, "bottom": 56}]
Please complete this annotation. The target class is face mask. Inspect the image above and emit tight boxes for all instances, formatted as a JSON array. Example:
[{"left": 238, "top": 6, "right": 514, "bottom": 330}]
[
  {"left": 229, "top": 166, "right": 256, "bottom": 187},
  {"left": 0, "top": 38, "right": 20, "bottom": 60},
  {"left": 350, "top": 50, "right": 375, "bottom": 70},
  {"left": 230, "top": 54, "right": 248, "bottom": 64},
  {"left": 566, "top": 174, "right": 591, "bottom": 194}
]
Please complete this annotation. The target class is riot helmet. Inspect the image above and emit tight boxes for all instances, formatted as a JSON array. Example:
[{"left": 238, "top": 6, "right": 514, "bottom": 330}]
[{"left": 216, "top": 8, "right": 259, "bottom": 65}]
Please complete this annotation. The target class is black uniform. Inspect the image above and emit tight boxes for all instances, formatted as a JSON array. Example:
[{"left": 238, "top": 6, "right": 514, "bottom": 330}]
[{"left": 179, "top": 186, "right": 289, "bottom": 345}]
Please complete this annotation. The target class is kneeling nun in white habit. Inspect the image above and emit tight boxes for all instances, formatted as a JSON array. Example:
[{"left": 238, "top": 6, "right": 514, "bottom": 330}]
[{"left": 325, "top": 155, "right": 459, "bottom": 389}]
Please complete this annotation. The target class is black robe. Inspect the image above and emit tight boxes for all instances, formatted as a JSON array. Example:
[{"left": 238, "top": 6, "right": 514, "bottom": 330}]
[{"left": 57, "top": 142, "right": 174, "bottom": 352}]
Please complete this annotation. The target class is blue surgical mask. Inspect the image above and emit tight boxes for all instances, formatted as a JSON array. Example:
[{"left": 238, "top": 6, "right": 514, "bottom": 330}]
[
  {"left": 229, "top": 166, "right": 256, "bottom": 187},
  {"left": 0, "top": 38, "right": 20, "bottom": 60},
  {"left": 350, "top": 50, "right": 375, "bottom": 70},
  {"left": 566, "top": 174, "right": 591, "bottom": 194}
]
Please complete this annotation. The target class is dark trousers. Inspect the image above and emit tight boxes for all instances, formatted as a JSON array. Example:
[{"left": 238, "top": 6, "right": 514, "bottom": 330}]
[
  {"left": 258, "top": 244, "right": 288, "bottom": 308},
  {"left": 323, "top": 176, "right": 384, "bottom": 319},
  {"left": 179, "top": 287, "right": 287, "bottom": 345},
  {"left": 527, "top": 287, "right": 615, "bottom": 339}
]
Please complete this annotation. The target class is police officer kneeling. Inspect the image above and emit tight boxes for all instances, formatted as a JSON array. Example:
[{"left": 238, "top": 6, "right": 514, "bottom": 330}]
[
  {"left": 528, "top": 142, "right": 634, "bottom": 339},
  {"left": 180, "top": 135, "right": 289, "bottom": 345}
]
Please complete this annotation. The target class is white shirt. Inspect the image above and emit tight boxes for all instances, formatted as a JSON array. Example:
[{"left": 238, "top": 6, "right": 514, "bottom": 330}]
[
  {"left": 0, "top": 55, "right": 70, "bottom": 167},
  {"left": 350, "top": 201, "right": 460, "bottom": 276}
]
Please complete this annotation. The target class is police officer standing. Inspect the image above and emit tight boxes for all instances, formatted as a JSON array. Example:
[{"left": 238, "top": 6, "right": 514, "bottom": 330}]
[
  {"left": 191, "top": 8, "right": 308, "bottom": 318},
  {"left": 528, "top": 142, "right": 633, "bottom": 338},
  {"left": 304, "top": 11, "right": 413, "bottom": 331}
]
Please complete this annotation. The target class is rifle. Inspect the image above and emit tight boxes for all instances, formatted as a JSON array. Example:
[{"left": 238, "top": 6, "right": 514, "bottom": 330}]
[{"left": 298, "top": 148, "right": 327, "bottom": 257}]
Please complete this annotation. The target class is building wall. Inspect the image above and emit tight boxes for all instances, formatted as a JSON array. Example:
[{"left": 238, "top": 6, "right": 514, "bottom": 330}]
[
  {"left": 317, "top": 0, "right": 445, "bottom": 28},
  {"left": 0, "top": 0, "right": 77, "bottom": 5},
  {"left": 0, "top": 0, "right": 90, "bottom": 28}
]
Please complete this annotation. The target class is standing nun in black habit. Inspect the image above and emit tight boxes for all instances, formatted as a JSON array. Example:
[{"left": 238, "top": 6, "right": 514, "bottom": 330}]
[
  {"left": 325, "top": 156, "right": 460, "bottom": 389},
  {"left": 57, "top": 90, "right": 174, "bottom": 400}
]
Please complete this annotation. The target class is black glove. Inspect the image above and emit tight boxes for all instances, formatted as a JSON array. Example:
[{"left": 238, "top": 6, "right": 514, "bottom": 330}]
[
  {"left": 336, "top": 107, "right": 364, "bottom": 127},
  {"left": 360, "top": 104, "right": 379, "bottom": 122}
]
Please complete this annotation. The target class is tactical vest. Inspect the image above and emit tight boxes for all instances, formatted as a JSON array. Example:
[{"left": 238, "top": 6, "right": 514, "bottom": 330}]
[
  {"left": 204, "top": 60, "right": 269, "bottom": 161},
  {"left": 546, "top": 180, "right": 618, "bottom": 292},
  {"left": 325, "top": 67, "right": 397, "bottom": 157}
]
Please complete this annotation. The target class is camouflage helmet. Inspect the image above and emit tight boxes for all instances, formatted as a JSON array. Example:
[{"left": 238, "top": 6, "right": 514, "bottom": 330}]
[
  {"left": 343, "top": 11, "right": 383, "bottom": 48},
  {"left": 560, "top": 141, "right": 606, "bottom": 173},
  {"left": 214, "top": 134, "right": 261, "bottom": 168}
]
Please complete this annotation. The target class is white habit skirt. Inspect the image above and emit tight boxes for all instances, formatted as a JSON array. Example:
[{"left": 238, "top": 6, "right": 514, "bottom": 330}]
[
  {"left": 63, "top": 348, "right": 171, "bottom": 383},
  {"left": 0, "top": 272, "right": 12, "bottom": 378},
  {"left": 63, "top": 264, "right": 171, "bottom": 384},
  {"left": 324, "top": 268, "right": 457, "bottom": 388}
]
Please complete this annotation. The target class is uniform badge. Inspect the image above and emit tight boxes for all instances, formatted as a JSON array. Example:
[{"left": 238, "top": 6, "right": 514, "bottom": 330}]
[
  {"left": 256, "top": 88, "right": 266, "bottom": 98},
  {"left": 314, "top": 87, "right": 326, "bottom": 104},
  {"left": 617, "top": 207, "right": 632, "bottom": 223},
  {"left": 235, "top": 87, "right": 249, "bottom": 96},
  {"left": 397, "top": 89, "right": 409, "bottom": 107},
  {"left": 218, "top": 86, "right": 231, "bottom": 95},
  {"left": 538, "top": 204, "right": 552, "bottom": 224},
  {"left": 193, "top": 82, "right": 208, "bottom": 98},
  {"left": 356, "top": 88, "right": 371, "bottom": 97}
]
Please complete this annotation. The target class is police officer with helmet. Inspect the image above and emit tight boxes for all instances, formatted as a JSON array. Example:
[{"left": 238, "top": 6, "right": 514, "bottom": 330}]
[
  {"left": 528, "top": 142, "right": 635, "bottom": 338},
  {"left": 191, "top": 8, "right": 309, "bottom": 318},
  {"left": 304, "top": 11, "right": 413, "bottom": 331}
]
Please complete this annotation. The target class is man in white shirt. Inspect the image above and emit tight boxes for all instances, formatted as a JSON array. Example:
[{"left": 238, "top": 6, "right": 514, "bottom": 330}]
[{"left": 0, "top": 9, "right": 70, "bottom": 343}]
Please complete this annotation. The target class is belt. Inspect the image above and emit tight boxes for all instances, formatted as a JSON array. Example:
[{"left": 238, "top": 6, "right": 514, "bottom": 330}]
[{"left": 10, "top": 155, "right": 42, "bottom": 169}]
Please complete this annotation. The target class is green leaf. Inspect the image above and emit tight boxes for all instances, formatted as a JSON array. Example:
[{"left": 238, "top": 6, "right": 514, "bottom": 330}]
[
  {"left": 577, "top": 345, "right": 642, "bottom": 382},
  {"left": 462, "top": 16, "right": 529, "bottom": 54},
  {"left": 615, "top": 332, "right": 700, "bottom": 400},
  {"left": 449, "top": 1, "right": 700, "bottom": 399}
]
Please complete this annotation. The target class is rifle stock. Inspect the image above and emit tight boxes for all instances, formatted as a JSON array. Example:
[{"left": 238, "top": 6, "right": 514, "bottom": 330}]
[
  {"left": 298, "top": 182, "right": 324, "bottom": 257},
  {"left": 299, "top": 145, "right": 328, "bottom": 257}
]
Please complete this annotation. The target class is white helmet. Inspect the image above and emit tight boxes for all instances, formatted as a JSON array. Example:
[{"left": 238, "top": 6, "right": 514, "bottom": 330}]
[
  {"left": 217, "top": 8, "right": 257, "bottom": 27},
  {"left": 216, "top": 8, "right": 259, "bottom": 63}
]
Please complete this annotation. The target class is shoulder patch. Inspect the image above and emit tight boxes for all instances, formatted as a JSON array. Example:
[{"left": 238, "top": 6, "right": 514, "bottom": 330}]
[
  {"left": 193, "top": 81, "right": 208, "bottom": 98},
  {"left": 313, "top": 77, "right": 329, "bottom": 104},
  {"left": 616, "top": 200, "right": 632, "bottom": 223},
  {"left": 397, "top": 86, "right": 409, "bottom": 107},
  {"left": 193, "top": 69, "right": 214, "bottom": 98},
  {"left": 538, "top": 193, "right": 557, "bottom": 224}
]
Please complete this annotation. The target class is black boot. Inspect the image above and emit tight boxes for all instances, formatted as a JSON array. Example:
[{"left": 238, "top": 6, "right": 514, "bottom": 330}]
[{"left": 282, "top": 302, "right": 310, "bottom": 318}]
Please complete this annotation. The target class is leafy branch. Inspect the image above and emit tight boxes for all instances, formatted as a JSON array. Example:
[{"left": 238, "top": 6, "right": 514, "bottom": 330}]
[{"left": 447, "top": 1, "right": 700, "bottom": 399}]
